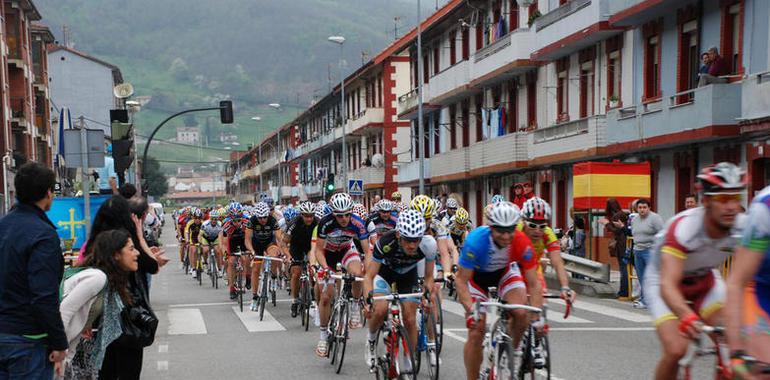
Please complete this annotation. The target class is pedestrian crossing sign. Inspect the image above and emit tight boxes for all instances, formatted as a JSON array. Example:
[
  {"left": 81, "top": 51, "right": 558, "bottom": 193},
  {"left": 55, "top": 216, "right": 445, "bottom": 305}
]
[{"left": 348, "top": 179, "right": 364, "bottom": 195}]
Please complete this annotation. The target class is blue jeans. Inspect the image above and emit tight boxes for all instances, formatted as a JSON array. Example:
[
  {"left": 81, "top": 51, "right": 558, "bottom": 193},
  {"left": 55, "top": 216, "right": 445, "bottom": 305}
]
[
  {"left": 634, "top": 249, "right": 651, "bottom": 304},
  {"left": 0, "top": 334, "right": 53, "bottom": 380}
]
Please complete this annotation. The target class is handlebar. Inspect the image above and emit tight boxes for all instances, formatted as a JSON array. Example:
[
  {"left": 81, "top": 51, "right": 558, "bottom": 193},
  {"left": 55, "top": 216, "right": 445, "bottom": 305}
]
[
  {"left": 371, "top": 292, "right": 424, "bottom": 302},
  {"left": 252, "top": 255, "right": 284, "bottom": 262},
  {"left": 478, "top": 301, "right": 543, "bottom": 314},
  {"left": 330, "top": 273, "right": 364, "bottom": 282}
]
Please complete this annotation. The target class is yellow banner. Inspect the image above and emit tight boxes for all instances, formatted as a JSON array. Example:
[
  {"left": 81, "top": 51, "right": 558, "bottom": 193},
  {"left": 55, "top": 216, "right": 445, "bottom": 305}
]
[{"left": 573, "top": 174, "right": 651, "bottom": 198}]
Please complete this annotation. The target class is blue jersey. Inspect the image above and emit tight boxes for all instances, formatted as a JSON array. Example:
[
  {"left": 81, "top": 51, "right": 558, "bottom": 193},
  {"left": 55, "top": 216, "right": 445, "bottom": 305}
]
[
  {"left": 741, "top": 188, "right": 770, "bottom": 295},
  {"left": 317, "top": 213, "right": 369, "bottom": 253},
  {"left": 459, "top": 226, "right": 511, "bottom": 273}
]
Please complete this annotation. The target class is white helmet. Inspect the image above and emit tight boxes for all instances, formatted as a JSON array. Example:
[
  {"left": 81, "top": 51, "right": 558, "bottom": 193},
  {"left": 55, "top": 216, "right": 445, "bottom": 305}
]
[
  {"left": 254, "top": 202, "right": 270, "bottom": 218},
  {"left": 486, "top": 201, "right": 521, "bottom": 228},
  {"left": 298, "top": 201, "right": 316, "bottom": 215},
  {"left": 378, "top": 199, "right": 394, "bottom": 212},
  {"left": 329, "top": 193, "right": 353, "bottom": 213},
  {"left": 445, "top": 198, "right": 459, "bottom": 209},
  {"left": 521, "top": 197, "right": 552, "bottom": 221},
  {"left": 397, "top": 209, "right": 426, "bottom": 239}
]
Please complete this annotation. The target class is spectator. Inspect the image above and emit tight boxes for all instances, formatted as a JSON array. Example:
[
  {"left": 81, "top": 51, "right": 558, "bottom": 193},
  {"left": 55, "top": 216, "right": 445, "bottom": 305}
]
[
  {"left": 522, "top": 182, "right": 535, "bottom": 200},
  {"left": 95, "top": 145, "right": 117, "bottom": 195},
  {"left": 699, "top": 52, "right": 711, "bottom": 75},
  {"left": 0, "top": 162, "right": 67, "bottom": 378},
  {"left": 685, "top": 194, "right": 698, "bottom": 209},
  {"left": 602, "top": 198, "right": 630, "bottom": 300},
  {"left": 118, "top": 183, "right": 137, "bottom": 199},
  {"left": 629, "top": 199, "right": 664, "bottom": 309},
  {"left": 512, "top": 183, "right": 526, "bottom": 208},
  {"left": 568, "top": 216, "right": 587, "bottom": 280},
  {"left": 698, "top": 47, "right": 729, "bottom": 86},
  {"left": 59, "top": 229, "right": 138, "bottom": 379}
]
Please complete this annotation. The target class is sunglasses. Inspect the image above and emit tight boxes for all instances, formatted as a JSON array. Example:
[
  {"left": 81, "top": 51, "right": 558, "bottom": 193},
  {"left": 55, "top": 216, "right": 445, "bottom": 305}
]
[
  {"left": 492, "top": 226, "right": 516, "bottom": 234},
  {"left": 526, "top": 221, "right": 548, "bottom": 230},
  {"left": 708, "top": 193, "right": 743, "bottom": 203},
  {"left": 301, "top": 213, "right": 314, "bottom": 217},
  {"left": 334, "top": 213, "right": 351, "bottom": 218},
  {"left": 401, "top": 236, "right": 423, "bottom": 243}
]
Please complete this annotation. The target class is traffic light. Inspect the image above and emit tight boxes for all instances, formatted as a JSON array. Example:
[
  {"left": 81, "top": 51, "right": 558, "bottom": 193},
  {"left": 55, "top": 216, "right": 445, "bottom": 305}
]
[
  {"left": 220, "top": 100, "right": 234, "bottom": 124},
  {"left": 325, "top": 173, "right": 335, "bottom": 196}
]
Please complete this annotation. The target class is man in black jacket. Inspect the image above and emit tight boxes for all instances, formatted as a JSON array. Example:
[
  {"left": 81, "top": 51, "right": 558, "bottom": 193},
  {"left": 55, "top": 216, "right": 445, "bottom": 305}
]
[{"left": 0, "top": 162, "right": 67, "bottom": 378}]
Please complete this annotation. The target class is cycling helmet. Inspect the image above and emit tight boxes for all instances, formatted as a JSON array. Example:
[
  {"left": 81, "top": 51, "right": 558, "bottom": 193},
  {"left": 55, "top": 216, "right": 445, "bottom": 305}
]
[
  {"left": 371, "top": 203, "right": 380, "bottom": 213},
  {"left": 315, "top": 204, "right": 332, "bottom": 220},
  {"left": 317, "top": 200, "right": 327, "bottom": 206},
  {"left": 697, "top": 162, "right": 747, "bottom": 195},
  {"left": 454, "top": 207, "right": 470, "bottom": 225},
  {"left": 263, "top": 196, "right": 275, "bottom": 208},
  {"left": 283, "top": 207, "right": 298, "bottom": 221},
  {"left": 227, "top": 202, "right": 243, "bottom": 216},
  {"left": 298, "top": 201, "right": 316, "bottom": 215},
  {"left": 486, "top": 201, "right": 521, "bottom": 228},
  {"left": 209, "top": 209, "right": 219, "bottom": 219},
  {"left": 445, "top": 198, "right": 459, "bottom": 209},
  {"left": 192, "top": 207, "right": 203, "bottom": 218},
  {"left": 329, "top": 193, "right": 354, "bottom": 213},
  {"left": 254, "top": 202, "right": 270, "bottom": 218},
  {"left": 352, "top": 203, "right": 368, "bottom": 220},
  {"left": 378, "top": 199, "right": 394, "bottom": 212},
  {"left": 391, "top": 191, "right": 402, "bottom": 201},
  {"left": 491, "top": 194, "right": 506, "bottom": 205},
  {"left": 397, "top": 209, "right": 426, "bottom": 239},
  {"left": 409, "top": 195, "right": 435, "bottom": 219},
  {"left": 521, "top": 197, "right": 552, "bottom": 221}
]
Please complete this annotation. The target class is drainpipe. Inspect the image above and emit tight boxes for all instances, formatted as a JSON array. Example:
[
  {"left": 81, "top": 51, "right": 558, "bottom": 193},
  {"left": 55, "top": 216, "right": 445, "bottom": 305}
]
[{"left": 2, "top": 152, "right": 11, "bottom": 213}]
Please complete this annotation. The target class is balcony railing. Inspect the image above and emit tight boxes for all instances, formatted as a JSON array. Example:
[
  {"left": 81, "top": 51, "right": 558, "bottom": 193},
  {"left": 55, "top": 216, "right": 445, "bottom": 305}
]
[
  {"left": 431, "top": 147, "right": 470, "bottom": 179},
  {"left": 535, "top": 0, "right": 591, "bottom": 31},
  {"left": 349, "top": 107, "right": 384, "bottom": 133},
  {"left": 740, "top": 71, "right": 770, "bottom": 123},
  {"left": 468, "top": 132, "right": 528, "bottom": 171},
  {"left": 530, "top": 115, "right": 607, "bottom": 160},
  {"left": 348, "top": 166, "right": 385, "bottom": 186},
  {"left": 427, "top": 60, "right": 470, "bottom": 104},
  {"left": 397, "top": 86, "right": 426, "bottom": 117},
  {"left": 397, "top": 159, "right": 431, "bottom": 183}
]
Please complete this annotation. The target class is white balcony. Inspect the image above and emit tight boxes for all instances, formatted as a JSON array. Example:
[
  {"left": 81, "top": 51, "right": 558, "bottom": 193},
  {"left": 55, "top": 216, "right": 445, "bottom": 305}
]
[
  {"left": 348, "top": 166, "right": 385, "bottom": 187},
  {"left": 431, "top": 148, "right": 470, "bottom": 180},
  {"left": 530, "top": 115, "right": 607, "bottom": 162},
  {"left": 606, "top": 83, "right": 742, "bottom": 145},
  {"left": 303, "top": 183, "right": 321, "bottom": 197},
  {"left": 531, "top": 0, "right": 619, "bottom": 61},
  {"left": 427, "top": 60, "right": 470, "bottom": 105},
  {"left": 740, "top": 72, "right": 770, "bottom": 127},
  {"left": 468, "top": 132, "right": 528, "bottom": 173},
  {"left": 397, "top": 85, "right": 439, "bottom": 120},
  {"left": 258, "top": 156, "right": 278, "bottom": 174},
  {"left": 397, "top": 159, "right": 431, "bottom": 184},
  {"left": 349, "top": 107, "right": 384, "bottom": 134},
  {"left": 472, "top": 28, "right": 534, "bottom": 86}
]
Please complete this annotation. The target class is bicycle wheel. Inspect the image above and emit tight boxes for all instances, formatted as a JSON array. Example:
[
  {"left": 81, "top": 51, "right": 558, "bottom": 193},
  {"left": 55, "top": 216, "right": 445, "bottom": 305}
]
[
  {"left": 335, "top": 303, "right": 349, "bottom": 374},
  {"left": 237, "top": 271, "right": 244, "bottom": 313},
  {"left": 301, "top": 280, "right": 311, "bottom": 330},
  {"left": 425, "top": 311, "right": 439, "bottom": 380},
  {"left": 259, "top": 275, "right": 269, "bottom": 321},
  {"left": 541, "top": 334, "right": 551, "bottom": 380},
  {"left": 518, "top": 326, "right": 535, "bottom": 380},
  {"left": 393, "top": 324, "right": 417, "bottom": 379},
  {"left": 183, "top": 249, "right": 190, "bottom": 275},
  {"left": 328, "top": 305, "right": 339, "bottom": 363}
]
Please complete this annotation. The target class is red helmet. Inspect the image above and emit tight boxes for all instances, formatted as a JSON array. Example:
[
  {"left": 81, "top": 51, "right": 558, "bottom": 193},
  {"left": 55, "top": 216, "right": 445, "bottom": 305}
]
[{"left": 697, "top": 162, "right": 747, "bottom": 194}]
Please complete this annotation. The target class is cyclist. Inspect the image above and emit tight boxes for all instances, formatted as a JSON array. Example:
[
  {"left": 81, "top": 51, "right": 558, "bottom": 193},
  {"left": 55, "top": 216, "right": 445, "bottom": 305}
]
[
  {"left": 726, "top": 184, "right": 770, "bottom": 378},
  {"left": 177, "top": 206, "right": 191, "bottom": 267},
  {"left": 184, "top": 208, "right": 205, "bottom": 277},
  {"left": 368, "top": 199, "right": 398, "bottom": 241},
  {"left": 282, "top": 201, "right": 317, "bottom": 318},
  {"left": 200, "top": 208, "right": 224, "bottom": 272},
  {"left": 245, "top": 202, "right": 282, "bottom": 311},
  {"left": 363, "top": 209, "right": 436, "bottom": 367},
  {"left": 518, "top": 197, "right": 575, "bottom": 301},
  {"left": 411, "top": 195, "right": 453, "bottom": 281},
  {"left": 313, "top": 193, "right": 370, "bottom": 357},
  {"left": 456, "top": 201, "right": 544, "bottom": 380},
  {"left": 449, "top": 207, "right": 471, "bottom": 251},
  {"left": 645, "top": 162, "right": 746, "bottom": 380},
  {"left": 223, "top": 202, "right": 249, "bottom": 300},
  {"left": 391, "top": 191, "right": 406, "bottom": 213}
]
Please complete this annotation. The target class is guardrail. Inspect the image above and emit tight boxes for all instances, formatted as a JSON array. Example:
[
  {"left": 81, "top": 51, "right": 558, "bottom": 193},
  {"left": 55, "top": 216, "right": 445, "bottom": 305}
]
[{"left": 559, "top": 252, "right": 611, "bottom": 283}]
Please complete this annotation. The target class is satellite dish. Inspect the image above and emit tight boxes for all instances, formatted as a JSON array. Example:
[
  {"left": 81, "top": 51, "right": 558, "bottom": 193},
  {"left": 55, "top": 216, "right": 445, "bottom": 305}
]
[
  {"left": 113, "top": 83, "right": 134, "bottom": 99},
  {"left": 372, "top": 153, "right": 385, "bottom": 168}
]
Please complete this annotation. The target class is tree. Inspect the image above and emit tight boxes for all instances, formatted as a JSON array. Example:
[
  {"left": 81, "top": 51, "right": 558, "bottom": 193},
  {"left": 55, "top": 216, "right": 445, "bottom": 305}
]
[{"left": 143, "top": 157, "right": 169, "bottom": 198}]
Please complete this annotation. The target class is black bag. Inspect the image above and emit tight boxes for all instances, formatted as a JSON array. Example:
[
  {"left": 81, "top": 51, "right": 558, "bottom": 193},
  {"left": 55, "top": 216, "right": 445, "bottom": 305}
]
[{"left": 117, "top": 273, "right": 158, "bottom": 348}]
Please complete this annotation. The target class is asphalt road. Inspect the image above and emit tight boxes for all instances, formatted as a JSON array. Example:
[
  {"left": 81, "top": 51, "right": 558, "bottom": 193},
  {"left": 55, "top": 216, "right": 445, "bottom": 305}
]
[{"left": 140, "top": 220, "right": 718, "bottom": 380}]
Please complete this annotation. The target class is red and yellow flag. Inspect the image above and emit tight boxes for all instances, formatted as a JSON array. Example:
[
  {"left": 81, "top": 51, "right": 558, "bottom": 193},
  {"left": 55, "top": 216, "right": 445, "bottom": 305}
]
[{"left": 573, "top": 161, "right": 651, "bottom": 210}]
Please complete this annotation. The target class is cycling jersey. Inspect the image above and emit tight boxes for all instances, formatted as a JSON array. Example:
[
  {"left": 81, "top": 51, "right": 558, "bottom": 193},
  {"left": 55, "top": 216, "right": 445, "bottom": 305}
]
[
  {"left": 317, "top": 214, "right": 369, "bottom": 253},
  {"left": 460, "top": 226, "right": 518, "bottom": 273},
  {"left": 427, "top": 218, "right": 450, "bottom": 240},
  {"left": 285, "top": 216, "right": 317, "bottom": 261},
  {"left": 368, "top": 213, "right": 398, "bottom": 236},
  {"left": 449, "top": 224, "right": 469, "bottom": 248},
  {"left": 222, "top": 217, "right": 248, "bottom": 253},
  {"left": 373, "top": 230, "right": 437, "bottom": 274},
  {"left": 740, "top": 189, "right": 770, "bottom": 320},
  {"left": 645, "top": 207, "right": 743, "bottom": 325},
  {"left": 516, "top": 221, "right": 560, "bottom": 258},
  {"left": 185, "top": 220, "right": 203, "bottom": 244},
  {"left": 201, "top": 220, "right": 222, "bottom": 241},
  {"left": 247, "top": 215, "right": 279, "bottom": 245}
]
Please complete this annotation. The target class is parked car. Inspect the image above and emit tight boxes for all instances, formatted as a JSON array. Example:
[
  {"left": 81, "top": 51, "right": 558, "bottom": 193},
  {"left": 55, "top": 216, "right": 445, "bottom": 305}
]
[{"left": 150, "top": 202, "right": 165, "bottom": 226}]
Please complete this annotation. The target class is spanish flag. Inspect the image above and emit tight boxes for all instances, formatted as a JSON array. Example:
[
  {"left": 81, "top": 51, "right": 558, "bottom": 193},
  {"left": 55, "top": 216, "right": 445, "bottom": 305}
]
[{"left": 573, "top": 161, "right": 651, "bottom": 210}]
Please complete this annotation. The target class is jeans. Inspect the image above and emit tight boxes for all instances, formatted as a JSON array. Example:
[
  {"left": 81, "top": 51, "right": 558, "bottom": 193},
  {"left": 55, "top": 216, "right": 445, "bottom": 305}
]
[
  {"left": 634, "top": 249, "right": 651, "bottom": 304},
  {"left": 0, "top": 334, "right": 53, "bottom": 380},
  {"left": 617, "top": 254, "right": 629, "bottom": 297}
]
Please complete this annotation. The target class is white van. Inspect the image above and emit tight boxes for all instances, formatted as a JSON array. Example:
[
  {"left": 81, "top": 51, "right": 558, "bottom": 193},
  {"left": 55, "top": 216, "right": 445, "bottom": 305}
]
[{"left": 149, "top": 202, "right": 165, "bottom": 226}]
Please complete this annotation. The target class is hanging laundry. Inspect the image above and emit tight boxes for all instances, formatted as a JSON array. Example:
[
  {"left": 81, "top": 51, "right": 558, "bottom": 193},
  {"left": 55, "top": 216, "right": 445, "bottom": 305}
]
[
  {"left": 498, "top": 107, "right": 506, "bottom": 137},
  {"left": 496, "top": 18, "right": 506, "bottom": 39},
  {"left": 482, "top": 108, "right": 490, "bottom": 140},
  {"left": 489, "top": 108, "right": 500, "bottom": 138}
]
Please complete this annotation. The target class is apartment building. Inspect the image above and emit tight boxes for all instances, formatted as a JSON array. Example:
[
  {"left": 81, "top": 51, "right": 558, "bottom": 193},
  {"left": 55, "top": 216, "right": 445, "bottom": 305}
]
[{"left": 1, "top": 0, "right": 54, "bottom": 211}]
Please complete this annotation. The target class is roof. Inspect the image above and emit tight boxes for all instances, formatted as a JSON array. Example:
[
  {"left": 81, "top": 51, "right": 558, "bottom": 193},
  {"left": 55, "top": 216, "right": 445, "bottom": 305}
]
[
  {"left": 48, "top": 45, "right": 124, "bottom": 84},
  {"left": 15, "top": 0, "right": 42, "bottom": 21},
  {"left": 30, "top": 24, "right": 55, "bottom": 42}
]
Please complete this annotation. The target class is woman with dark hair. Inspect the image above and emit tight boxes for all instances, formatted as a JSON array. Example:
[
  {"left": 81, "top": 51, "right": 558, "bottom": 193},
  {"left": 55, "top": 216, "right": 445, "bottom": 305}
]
[
  {"left": 603, "top": 198, "right": 630, "bottom": 299},
  {"left": 59, "top": 229, "right": 137, "bottom": 379}
]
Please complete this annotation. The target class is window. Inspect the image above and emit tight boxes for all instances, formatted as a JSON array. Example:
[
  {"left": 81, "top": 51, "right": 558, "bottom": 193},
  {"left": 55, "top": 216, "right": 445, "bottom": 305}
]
[
  {"left": 433, "top": 45, "right": 440, "bottom": 75},
  {"left": 462, "top": 101, "right": 470, "bottom": 147},
  {"left": 579, "top": 46, "right": 595, "bottom": 118},
  {"left": 461, "top": 27, "right": 470, "bottom": 60},
  {"left": 509, "top": 0, "right": 519, "bottom": 32},
  {"left": 556, "top": 57, "right": 569, "bottom": 122},
  {"left": 606, "top": 35, "right": 623, "bottom": 108},
  {"left": 450, "top": 30, "right": 457, "bottom": 66},
  {"left": 433, "top": 117, "right": 440, "bottom": 155},
  {"left": 643, "top": 20, "right": 663, "bottom": 101},
  {"left": 476, "top": 19, "right": 484, "bottom": 52},
  {"left": 676, "top": 5, "right": 699, "bottom": 104},
  {"left": 423, "top": 53, "right": 430, "bottom": 84},
  {"left": 526, "top": 73, "right": 537, "bottom": 129},
  {"left": 475, "top": 95, "right": 484, "bottom": 142},
  {"left": 721, "top": 1, "right": 744, "bottom": 74},
  {"left": 449, "top": 105, "right": 457, "bottom": 149}
]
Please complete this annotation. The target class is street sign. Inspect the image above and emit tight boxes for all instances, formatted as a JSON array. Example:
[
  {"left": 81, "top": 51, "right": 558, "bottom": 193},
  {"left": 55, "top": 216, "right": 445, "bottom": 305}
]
[
  {"left": 63, "top": 129, "right": 105, "bottom": 168},
  {"left": 348, "top": 179, "right": 364, "bottom": 195}
]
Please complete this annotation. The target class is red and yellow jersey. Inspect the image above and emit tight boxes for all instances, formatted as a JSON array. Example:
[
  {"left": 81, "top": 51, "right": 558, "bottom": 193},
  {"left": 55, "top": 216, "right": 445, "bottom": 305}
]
[{"left": 516, "top": 221, "right": 560, "bottom": 260}]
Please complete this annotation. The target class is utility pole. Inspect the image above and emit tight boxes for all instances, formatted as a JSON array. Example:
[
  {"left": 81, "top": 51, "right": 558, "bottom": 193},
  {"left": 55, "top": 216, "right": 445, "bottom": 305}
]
[
  {"left": 417, "top": 0, "right": 426, "bottom": 194},
  {"left": 394, "top": 17, "right": 400, "bottom": 40},
  {"left": 78, "top": 116, "right": 91, "bottom": 237}
]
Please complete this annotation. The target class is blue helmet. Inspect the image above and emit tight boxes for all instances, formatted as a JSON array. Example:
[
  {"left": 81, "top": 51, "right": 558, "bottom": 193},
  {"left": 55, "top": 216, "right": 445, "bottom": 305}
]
[
  {"left": 283, "top": 207, "right": 298, "bottom": 221},
  {"left": 227, "top": 202, "right": 243, "bottom": 217},
  {"left": 262, "top": 195, "right": 275, "bottom": 208},
  {"left": 491, "top": 194, "right": 506, "bottom": 205}
]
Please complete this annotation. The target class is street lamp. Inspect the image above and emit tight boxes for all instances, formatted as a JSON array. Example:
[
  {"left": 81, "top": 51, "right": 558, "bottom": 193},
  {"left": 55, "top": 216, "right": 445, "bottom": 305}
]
[
  {"left": 328, "top": 35, "right": 348, "bottom": 191},
  {"left": 416, "top": 0, "right": 426, "bottom": 194}
]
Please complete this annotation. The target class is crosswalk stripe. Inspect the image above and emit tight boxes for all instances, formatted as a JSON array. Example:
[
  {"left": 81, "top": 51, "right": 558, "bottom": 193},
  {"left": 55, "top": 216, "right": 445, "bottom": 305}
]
[
  {"left": 441, "top": 298, "right": 593, "bottom": 324},
  {"left": 549, "top": 299, "right": 652, "bottom": 323},
  {"left": 168, "top": 308, "right": 207, "bottom": 335},
  {"left": 232, "top": 306, "right": 286, "bottom": 332}
]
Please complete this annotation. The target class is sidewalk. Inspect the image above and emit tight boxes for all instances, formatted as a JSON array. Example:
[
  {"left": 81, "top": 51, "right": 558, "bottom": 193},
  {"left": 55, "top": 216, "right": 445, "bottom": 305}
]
[{"left": 543, "top": 268, "right": 638, "bottom": 300}]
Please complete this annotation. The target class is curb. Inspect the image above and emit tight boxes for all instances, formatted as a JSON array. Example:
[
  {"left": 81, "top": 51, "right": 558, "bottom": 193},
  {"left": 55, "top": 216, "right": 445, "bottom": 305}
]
[{"left": 543, "top": 272, "right": 617, "bottom": 298}]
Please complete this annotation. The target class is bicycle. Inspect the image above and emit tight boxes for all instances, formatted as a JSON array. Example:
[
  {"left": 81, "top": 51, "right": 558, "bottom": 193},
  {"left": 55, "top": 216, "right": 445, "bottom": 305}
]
[
  {"left": 231, "top": 250, "right": 247, "bottom": 313},
  {"left": 370, "top": 291, "right": 424, "bottom": 380},
  {"left": 297, "top": 261, "right": 314, "bottom": 331},
  {"left": 472, "top": 292, "right": 543, "bottom": 380},
  {"left": 206, "top": 240, "right": 219, "bottom": 289},
  {"left": 678, "top": 325, "right": 731, "bottom": 380},
  {"left": 414, "top": 285, "right": 439, "bottom": 380},
  {"left": 518, "top": 293, "right": 572, "bottom": 380},
  {"left": 326, "top": 264, "right": 364, "bottom": 374},
  {"left": 252, "top": 255, "right": 284, "bottom": 321},
  {"left": 191, "top": 243, "right": 204, "bottom": 286}
]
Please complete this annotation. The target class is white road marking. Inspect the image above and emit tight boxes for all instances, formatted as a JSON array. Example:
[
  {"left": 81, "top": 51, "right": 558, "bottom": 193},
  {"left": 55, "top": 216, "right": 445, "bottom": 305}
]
[
  {"left": 549, "top": 327, "right": 655, "bottom": 332},
  {"left": 549, "top": 298, "right": 652, "bottom": 323},
  {"left": 442, "top": 298, "right": 593, "bottom": 324},
  {"left": 232, "top": 306, "right": 286, "bottom": 332},
  {"left": 157, "top": 361, "right": 168, "bottom": 371},
  {"left": 165, "top": 244, "right": 179, "bottom": 248},
  {"left": 440, "top": 298, "right": 467, "bottom": 317},
  {"left": 167, "top": 308, "right": 207, "bottom": 335},
  {"left": 158, "top": 344, "right": 168, "bottom": 353},
  {"left": 169, "top": 299, "right": 293, "bottom": 308}
]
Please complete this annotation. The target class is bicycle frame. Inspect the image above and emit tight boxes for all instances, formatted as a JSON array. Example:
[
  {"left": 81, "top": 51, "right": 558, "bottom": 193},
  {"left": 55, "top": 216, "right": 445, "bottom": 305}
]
[
  {"left": 678, "top": 325, "right": 731, "bottom": 380},
  {"left": 371, "top": 292, "right": 424, "bottom": 377}
]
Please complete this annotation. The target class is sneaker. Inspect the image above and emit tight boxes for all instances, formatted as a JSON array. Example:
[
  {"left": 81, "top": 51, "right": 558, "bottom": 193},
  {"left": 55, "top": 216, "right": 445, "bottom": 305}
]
[
  {"left": 364, "top": 340, "right": 376, "bottom": 367},
  {"left": 291, "top": 301, "right": 299, "bottom": 318},
  {"left": 315, "top": 339, "right": 329, "bottom": 357},
  {"left": 229, "top": 290, "right": 237, "bottom": 300},
  {"left": 533, "top": 345, "right": 546, "bottom": 369},
  {"left": 427, "top": 346, "right": 438, "bottom": 366},
  {"left": 633, "top": 300, "right": 647, "bottom": 309}
]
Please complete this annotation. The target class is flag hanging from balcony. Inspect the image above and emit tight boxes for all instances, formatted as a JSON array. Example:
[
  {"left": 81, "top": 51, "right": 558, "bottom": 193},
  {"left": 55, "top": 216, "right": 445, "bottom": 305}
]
[{"left": 572, "top": 161, "right": 651, "bottom": 210}]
